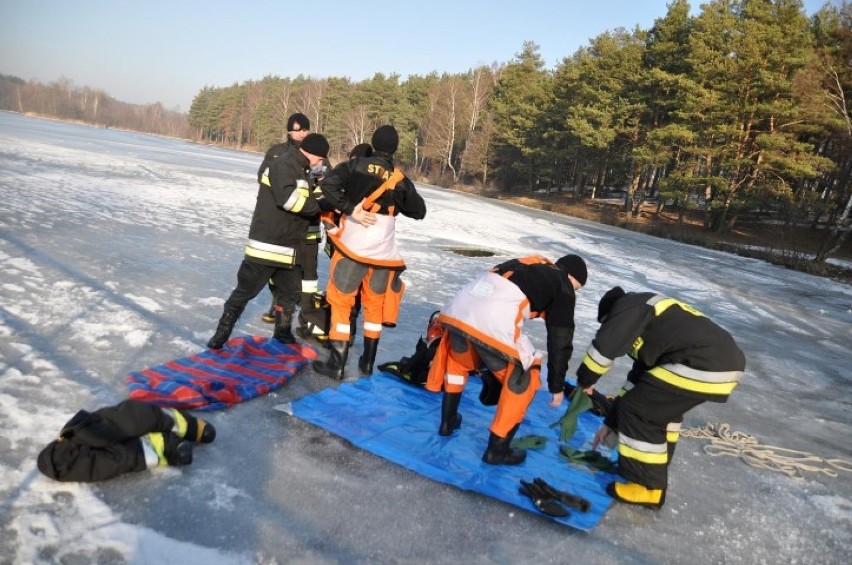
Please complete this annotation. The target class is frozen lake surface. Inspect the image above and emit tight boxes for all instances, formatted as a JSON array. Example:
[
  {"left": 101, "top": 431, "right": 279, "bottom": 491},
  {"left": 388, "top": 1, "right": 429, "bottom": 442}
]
[{"left": 1, "top": 111, "right": 850, "bottom": 564}]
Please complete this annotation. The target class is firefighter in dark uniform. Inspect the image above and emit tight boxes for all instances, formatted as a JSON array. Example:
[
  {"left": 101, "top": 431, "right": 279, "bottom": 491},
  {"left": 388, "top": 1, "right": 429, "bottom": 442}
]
[
  {"left": 579, "top": 286, "right": 746, "bottom": 508},
  {"left": 256, "top": 113, "right": 319, "bottom": 324},
  {"left": 207, "top": 133, "right": 329, "bottom": 349},
  {"left": 425, "top": 255, "right": 588, "bottom": 465}
]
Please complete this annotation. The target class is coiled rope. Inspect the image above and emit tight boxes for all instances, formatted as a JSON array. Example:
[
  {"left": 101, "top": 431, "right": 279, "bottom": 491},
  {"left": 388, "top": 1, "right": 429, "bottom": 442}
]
[{"left": 680, "top": 423, "right": 852, "bottom": 479}]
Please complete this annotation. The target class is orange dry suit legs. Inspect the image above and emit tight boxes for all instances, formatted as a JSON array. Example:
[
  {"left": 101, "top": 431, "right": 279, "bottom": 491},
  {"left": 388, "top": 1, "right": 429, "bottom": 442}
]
[
  {"left": 325, "top": 252, "right": 404, "bottom": 341},
  {"left": 427, "top": 330, "right": 541, "bottom": 438}
]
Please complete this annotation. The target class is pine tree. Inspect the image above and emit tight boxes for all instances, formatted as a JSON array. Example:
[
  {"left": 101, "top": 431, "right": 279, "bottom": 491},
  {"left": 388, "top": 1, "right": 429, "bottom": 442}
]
[{"left": 489, "top": 42, "right": 552, "bottom": 192}]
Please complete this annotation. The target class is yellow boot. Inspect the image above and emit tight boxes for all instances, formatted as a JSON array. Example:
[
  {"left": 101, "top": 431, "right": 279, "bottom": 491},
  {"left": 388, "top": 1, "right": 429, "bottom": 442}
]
[
  {"left": 607, "top": 481, "right": 666, "bottom": 509},
  {"left": 165, "top": 409, "right": 216, "bottom": 444}
]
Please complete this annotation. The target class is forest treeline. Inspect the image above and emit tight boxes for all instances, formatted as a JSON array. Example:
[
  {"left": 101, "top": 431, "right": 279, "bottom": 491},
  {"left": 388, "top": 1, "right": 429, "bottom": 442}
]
[
  {"left": 1, "top": 0, "right": 850, "bottom": 263},
  {"left": 0, "top": 74, "right": 190, "bottom": 139}
]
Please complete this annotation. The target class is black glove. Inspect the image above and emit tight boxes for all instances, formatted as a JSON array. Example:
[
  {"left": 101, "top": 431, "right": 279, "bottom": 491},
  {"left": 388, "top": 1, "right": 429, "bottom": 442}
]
[
  {"left": 518, "top": 479, "right": 570, "bottom": 517},
  {"left": 532, "top": 477, "right": 591, "bottom": 512}
]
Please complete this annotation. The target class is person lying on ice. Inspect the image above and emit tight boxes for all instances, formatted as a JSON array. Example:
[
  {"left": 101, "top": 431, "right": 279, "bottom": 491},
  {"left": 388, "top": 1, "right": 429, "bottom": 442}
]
[
  {"left": 37, "top": 400, "right": 215, "bottom": 482},
  {"left": 580, "top": 286, "right": 746, "bottom": 508},
  {"left": 425, "top": 254, "right": 588, "bottom": 465}
]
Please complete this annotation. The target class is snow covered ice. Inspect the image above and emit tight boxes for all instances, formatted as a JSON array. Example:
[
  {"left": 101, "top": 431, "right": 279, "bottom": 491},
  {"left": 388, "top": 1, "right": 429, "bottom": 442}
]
[{"left": 1, "top": 111, "right": 850, "bottom": 564}]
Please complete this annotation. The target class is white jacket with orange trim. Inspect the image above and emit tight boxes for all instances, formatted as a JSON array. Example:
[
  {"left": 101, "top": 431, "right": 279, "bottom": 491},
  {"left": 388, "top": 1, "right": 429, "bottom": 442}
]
[
  {"left": 438, "top": 271, "right": 541, "bottom": 371},
  {"left": 319, "top": 154, "right": 426, "bottom": 269},
  {"left": 330, "top": 213, "right": 404, "bottom": 268}
]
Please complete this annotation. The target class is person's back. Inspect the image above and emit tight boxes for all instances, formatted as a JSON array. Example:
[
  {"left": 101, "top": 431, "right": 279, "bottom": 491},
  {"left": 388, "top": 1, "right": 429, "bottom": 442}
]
[
  {"left": 320, "top": 126, "right": 425, "bottom": 228},
  {"left": 313, "top": 125, "right": 426, "bottom": 380},
  {"left": 341, "top": 154, "right": 425, "bottom": 218},
  {"left": 641, "top": 297, "right": 744, "bottom": 373},
  {"left": 586, "top": 290, "right": 746, "bottom": 401},
  {"left": 322, "top": 152, "right": 425, "bottom": 268}
]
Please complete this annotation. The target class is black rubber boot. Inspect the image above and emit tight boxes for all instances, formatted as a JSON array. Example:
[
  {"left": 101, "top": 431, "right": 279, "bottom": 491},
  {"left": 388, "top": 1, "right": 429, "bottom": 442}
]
[
  {"left": 166, "top": 408, "right": 217, "bottom": 444},
  {"left": 163, "top": 431, "right": 194, "bottom": 465},
  {"left": 147, "top": 431, "right": 193, "bottom": 466},
  {"left": 207, "top": 305, "right": 243, "bottom": 349},
  {"left": 482, "top": 424, "right": 526, "bottom": 465},
  {"left": 358, "top": 337, "right": 380, "bottom": 375},
  {"left": 300, "top": 291, "right": 314, "bottom": 312},
  {"left": 273, "top": 308, "right": 296, "bottom": 344},
  {"left": 438, "top": 392, "right": 463, "bottom": 436},
  {"left": 313, "top": 340, "right": 349, "bottom": 380},
  {"left": 262, "top": 302, "right": 275, "bottom": 323}
]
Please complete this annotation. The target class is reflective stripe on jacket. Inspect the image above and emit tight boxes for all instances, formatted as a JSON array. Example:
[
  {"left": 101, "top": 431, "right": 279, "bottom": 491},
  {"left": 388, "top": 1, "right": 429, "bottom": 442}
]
[
  {"left": 577, "top": 292, "right": 745, "bottom": 401},
  {"left": 245, "top": 147, "right": 318, "bottom": 268}
]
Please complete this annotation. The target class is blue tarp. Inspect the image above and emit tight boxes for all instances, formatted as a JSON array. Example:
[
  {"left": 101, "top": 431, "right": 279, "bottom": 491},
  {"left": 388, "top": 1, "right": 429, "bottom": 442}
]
[{"left": 289, "top": 372, "right": 619, "bottom": 531}]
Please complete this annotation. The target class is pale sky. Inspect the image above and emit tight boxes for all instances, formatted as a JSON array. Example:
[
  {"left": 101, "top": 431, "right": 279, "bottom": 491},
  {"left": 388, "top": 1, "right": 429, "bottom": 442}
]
[{"left": 0, "top": 0, "right": 836, "bottom": 111}]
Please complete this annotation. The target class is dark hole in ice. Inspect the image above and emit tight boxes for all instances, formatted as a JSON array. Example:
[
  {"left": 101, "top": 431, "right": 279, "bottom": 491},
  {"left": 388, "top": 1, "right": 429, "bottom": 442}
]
[{"left": 446, "top": 248, "right": 495, "bottom": 257}]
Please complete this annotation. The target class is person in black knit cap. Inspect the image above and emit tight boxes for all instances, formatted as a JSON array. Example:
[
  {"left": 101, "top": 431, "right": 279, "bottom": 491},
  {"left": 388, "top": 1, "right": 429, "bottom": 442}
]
[
  {"left": 315, "top": 125, "right": 426, "bottom": 380},
  {"left": 257, "top": 113, "right": 313, "bottom": 323},
  {"left": 207, "top": 132, "right": 330, "bottom": 349},
  {"left": 424, "top": 254, "right": 588, "bottom": 466}
]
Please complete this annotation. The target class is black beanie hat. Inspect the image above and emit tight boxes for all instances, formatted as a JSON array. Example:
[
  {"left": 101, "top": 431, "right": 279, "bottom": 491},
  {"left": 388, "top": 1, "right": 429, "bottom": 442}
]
[
  {"left": 349, "top": 143, "right": 373, "bottom": 160},
  {"left": 371, "top": 125, "right": 399, "bottom": 154},
  {"left": 598, "top": 286, "right": 626, "bottom": 323},
  {"left": 287, "top": 112, "right": 310, "bottom": 132},
  {"left": 300, "top": 133, "right": 329, "bottom": 158},
  {"left": 555, "top": 254, "right": 588, "bottom": 286}
]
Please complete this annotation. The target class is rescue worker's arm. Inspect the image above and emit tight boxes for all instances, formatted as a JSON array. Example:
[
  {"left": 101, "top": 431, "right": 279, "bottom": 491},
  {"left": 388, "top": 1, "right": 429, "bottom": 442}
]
[
  {"left": 351, "top": 200, "right": 378, "bottom": 225},
  {"left": 591, "top": 424, "right": 614, "bottom": 450},
  {"left": 545, "top": 324, "right": 574, "bottom": 406},
  {"left": 257, "top": 145, "right": 278, "bottom": 184},
  {"left": 576, "top": 300, "right": 654, "bottom": 390},
  {"left": 269, "top": 158, "right": 320, "bottom": 217},
  {"left": 318, "top": 163, "right": 356, "bottom": 215},
  {"left": 392, "top": 177, "right": 426, "bottom": 220},
  {"left": 625, "top": 360, "right": 649, "bottom": 383}
]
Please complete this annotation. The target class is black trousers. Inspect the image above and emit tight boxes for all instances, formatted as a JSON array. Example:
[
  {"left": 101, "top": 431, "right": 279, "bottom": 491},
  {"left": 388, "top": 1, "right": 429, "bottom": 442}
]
[
  {"left": 609, "top": 380, "right": 703, "bottom": 490},
  {"left": 37, "top": 400, "right": 174, "bottom": 482},
  {"left": 225, "top": 260, "right": 302, "bottom": 314},
  {"left": 268, "top": 242, "right": 318, "bottom": 301}
]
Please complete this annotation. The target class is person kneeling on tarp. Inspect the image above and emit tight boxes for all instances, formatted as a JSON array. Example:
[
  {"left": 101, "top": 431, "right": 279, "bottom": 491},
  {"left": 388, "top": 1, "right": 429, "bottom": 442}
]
[
  {"left": 37, "top": 400, "right": 215, "bottom": 482},
  {"left": 581, "top": 287, "right": 746, "bottom": 509},
  {"left": 425, "top": 254, "right": 587, "bottom": 465}
]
